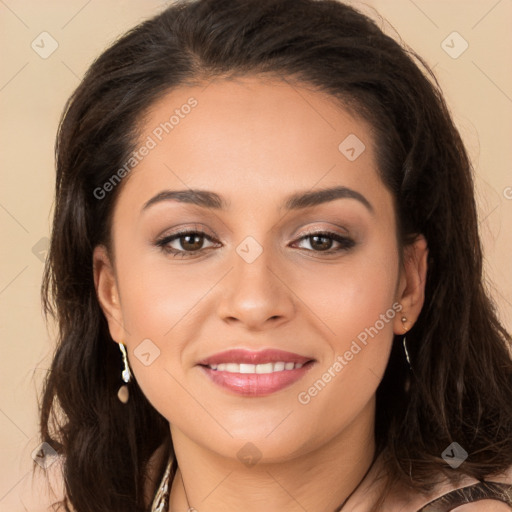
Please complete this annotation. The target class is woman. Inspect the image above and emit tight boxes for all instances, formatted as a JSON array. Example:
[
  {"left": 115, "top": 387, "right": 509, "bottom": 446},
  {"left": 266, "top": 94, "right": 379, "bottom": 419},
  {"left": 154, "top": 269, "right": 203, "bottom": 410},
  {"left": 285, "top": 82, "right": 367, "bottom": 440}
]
[{"left": 34, "top": 0, "right": 512, "bottom": 510}]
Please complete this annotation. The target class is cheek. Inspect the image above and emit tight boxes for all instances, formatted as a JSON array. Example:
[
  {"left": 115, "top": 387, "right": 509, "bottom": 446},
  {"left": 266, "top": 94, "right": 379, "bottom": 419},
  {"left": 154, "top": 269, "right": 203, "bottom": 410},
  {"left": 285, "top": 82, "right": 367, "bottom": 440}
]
[
  {"left": 294, "top": 239, "right": 400, "bottom": 415},
  {"left": 115, "top": 237, "right": 212, "bottom": 339},
  {"left": 118, "top": 242, "right": 398, "bottom": 344},
  {"left": 111, "top": 236, "right": 202, "bottom": 392},
  {"left": 303, "top": 240, "right": 399, "bottom": 345}
]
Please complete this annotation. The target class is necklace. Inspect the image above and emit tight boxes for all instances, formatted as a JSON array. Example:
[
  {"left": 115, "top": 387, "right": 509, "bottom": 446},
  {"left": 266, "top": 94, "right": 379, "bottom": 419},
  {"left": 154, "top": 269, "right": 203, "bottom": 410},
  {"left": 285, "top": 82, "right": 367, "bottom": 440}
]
[
  {"left": 151, "top": 453, "right": 376, "bottom": 512},
  {"left": 150, "top": 457, "right": 172, "bottom": 512}
]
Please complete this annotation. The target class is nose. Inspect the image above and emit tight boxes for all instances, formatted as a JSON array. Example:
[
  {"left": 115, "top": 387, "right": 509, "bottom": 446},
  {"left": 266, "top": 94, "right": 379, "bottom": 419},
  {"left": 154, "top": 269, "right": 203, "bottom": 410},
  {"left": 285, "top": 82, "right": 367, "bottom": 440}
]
[{"left": 216, "top": 239, "right": 296, "bottom": 330}]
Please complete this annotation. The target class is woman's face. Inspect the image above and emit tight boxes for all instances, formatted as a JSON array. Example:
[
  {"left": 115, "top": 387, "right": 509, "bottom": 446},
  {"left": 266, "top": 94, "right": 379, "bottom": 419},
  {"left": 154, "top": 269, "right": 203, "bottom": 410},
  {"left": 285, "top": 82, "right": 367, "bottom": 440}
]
[{"left": 94, "top": 76, "right": 427, "bottom": 463}]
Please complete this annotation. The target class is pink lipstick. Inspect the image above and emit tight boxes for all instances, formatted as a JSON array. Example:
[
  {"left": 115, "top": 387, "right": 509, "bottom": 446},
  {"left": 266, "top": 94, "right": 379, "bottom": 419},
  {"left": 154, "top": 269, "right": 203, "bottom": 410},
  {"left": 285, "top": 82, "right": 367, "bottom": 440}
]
[{"left": 197, "top": 348, "right": 315, "bottom": 396}]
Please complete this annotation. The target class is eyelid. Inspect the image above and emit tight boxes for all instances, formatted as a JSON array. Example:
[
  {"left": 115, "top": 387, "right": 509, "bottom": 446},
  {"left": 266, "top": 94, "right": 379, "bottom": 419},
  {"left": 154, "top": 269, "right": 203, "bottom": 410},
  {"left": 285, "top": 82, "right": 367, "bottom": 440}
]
[
  {"left": 295, "top": 225, "right": 350, "bottom": 237},
  {"left": 156, "top": 223, "right": 214, "bottom": 239},
  {"left": 292, "top": 229, "right": 355, "bottom": 252}
]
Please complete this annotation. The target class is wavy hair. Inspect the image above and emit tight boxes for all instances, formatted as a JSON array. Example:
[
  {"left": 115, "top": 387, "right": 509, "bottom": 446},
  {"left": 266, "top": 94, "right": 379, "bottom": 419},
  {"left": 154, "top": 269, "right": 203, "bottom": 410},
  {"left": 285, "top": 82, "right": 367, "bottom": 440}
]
[{"left": 38, "top": 0, "right": 512, "bottom": 510}]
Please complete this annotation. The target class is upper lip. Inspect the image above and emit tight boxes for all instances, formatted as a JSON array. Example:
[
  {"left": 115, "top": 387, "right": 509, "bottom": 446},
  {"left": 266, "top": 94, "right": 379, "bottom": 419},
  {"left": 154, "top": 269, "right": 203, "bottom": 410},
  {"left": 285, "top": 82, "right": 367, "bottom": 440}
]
[{"left": 197, "top": 348, "right": 314, "bottom": 366}]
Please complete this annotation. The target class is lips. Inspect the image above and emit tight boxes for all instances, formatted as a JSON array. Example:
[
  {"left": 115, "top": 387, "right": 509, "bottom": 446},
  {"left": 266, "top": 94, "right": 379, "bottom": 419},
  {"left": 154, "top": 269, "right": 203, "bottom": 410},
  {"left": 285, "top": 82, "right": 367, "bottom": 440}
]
[
  {"left": 197, "top": 348, "right": 312, "bottom": 366},
  {"left": 197, "top": 348, "right": 315, "bottom": 396}
]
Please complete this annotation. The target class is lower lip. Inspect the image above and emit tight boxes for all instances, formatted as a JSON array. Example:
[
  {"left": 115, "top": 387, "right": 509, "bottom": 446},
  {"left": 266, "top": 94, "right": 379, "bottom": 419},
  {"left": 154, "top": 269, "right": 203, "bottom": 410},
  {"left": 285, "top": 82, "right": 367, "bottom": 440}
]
[{"left": 199, "top": 362, "right": 314, "bottom": 396}]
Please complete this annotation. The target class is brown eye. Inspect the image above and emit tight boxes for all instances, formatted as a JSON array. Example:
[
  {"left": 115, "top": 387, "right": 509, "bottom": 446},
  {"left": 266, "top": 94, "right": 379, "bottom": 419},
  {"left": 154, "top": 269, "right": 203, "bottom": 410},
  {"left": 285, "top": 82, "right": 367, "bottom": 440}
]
[
  {"left": 179, "top": 233, "right": 205, "bottom": 251},
  {"left": 293, "top": 231, "right": 355, "bottom": 254},
  {"left": 308, "top": 234, "right": 334, "bottom": 251},
  {"left": 155, "top": 230, "right": 219, "bottom": 257}
]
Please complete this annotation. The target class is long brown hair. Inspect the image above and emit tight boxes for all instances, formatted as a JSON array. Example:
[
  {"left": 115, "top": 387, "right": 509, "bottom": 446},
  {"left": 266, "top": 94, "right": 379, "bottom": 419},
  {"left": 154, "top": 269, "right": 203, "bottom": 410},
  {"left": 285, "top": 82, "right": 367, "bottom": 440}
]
[{"left": 38, "top": 0, "right": 512, "bottom": 510}]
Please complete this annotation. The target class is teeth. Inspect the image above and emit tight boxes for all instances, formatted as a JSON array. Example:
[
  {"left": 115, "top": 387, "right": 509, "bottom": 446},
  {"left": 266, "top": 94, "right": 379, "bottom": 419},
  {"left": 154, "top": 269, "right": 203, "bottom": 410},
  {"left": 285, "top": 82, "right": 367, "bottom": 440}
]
[
  {"left": 208, "top": 361, "right": 306, "bottom": 373},
  {"left": 256, "top": 363, "right": 273, "bottom": 374}
]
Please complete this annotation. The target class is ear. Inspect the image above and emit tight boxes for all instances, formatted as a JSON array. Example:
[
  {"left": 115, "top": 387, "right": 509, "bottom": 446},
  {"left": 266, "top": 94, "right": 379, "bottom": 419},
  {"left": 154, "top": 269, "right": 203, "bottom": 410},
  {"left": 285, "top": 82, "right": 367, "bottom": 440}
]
[
  {"left": 93, "top": 244, "right": 125, "bottom": 344},
  {"left": 393, "top": 234, "right": 429, "bottom": 335}
]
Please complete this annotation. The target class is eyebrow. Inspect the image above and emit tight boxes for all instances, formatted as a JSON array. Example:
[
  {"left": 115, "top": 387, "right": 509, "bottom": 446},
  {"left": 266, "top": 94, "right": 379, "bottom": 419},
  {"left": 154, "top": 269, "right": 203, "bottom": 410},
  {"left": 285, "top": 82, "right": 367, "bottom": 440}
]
[{"left": 141, "top": 186, "right": 374, "bottom": 214}]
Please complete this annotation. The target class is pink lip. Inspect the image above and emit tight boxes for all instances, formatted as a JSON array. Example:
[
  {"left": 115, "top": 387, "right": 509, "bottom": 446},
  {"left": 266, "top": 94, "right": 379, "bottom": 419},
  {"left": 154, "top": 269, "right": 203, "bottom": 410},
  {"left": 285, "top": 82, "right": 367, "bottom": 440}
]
[
  {"left": 197, "top": 348, "right": 312, "bottom": 366},
  {"left": 197, "top": 349, "right": 315, "bottom": 397}
]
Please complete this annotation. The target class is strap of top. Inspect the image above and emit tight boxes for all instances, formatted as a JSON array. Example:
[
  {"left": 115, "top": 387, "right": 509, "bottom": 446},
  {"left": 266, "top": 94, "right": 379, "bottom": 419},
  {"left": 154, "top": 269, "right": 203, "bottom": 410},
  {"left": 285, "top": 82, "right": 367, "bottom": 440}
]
[{"left": 416, "top": 481, "right": 512, "bottom": 511}]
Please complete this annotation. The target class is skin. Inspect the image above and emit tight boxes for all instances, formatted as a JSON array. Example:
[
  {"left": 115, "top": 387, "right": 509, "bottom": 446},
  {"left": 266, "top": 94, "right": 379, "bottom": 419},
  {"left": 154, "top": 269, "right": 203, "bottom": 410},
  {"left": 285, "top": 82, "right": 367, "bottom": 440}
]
[{"left": 94, "top": 76, "right": 429, "bottom": 511}]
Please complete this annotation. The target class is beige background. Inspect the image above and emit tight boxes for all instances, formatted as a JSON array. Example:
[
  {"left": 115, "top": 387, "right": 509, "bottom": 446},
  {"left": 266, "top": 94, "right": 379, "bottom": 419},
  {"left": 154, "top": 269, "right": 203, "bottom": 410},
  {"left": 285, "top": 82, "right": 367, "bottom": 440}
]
[{"left": 1, "top": 0, "right": 511, "bottom": 508}]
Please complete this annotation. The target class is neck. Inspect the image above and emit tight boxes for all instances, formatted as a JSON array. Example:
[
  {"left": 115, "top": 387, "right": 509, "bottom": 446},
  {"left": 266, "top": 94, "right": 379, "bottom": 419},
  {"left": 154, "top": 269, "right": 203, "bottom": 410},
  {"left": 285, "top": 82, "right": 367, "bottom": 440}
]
[{"left": 168, "top": 399, "right": 379, "bottom": 512}]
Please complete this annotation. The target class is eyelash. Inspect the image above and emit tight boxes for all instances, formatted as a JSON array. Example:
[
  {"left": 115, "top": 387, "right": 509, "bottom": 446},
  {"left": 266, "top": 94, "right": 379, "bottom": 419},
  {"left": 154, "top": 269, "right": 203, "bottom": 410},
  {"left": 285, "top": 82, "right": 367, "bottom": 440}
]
[{"left": 155, "top": 228, "right": 355, "bottom": 258}]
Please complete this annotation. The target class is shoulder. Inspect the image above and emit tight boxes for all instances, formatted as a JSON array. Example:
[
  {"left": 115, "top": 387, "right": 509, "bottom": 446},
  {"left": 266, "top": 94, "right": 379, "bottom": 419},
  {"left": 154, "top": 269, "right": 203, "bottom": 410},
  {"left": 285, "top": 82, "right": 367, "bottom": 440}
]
[
  {"left": 388, "top": 463, "right": 512, "bottom": 512},
  {"left": 450, "top": 502, "right": 512, "bottom": 511},
  {"left": 351, "top": 453, "right": 512, "bottom": 512}
]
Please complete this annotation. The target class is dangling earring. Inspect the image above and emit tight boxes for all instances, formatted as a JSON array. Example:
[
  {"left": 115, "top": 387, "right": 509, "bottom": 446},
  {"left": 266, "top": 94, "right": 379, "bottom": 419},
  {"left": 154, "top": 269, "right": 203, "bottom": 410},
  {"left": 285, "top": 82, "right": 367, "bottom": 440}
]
[
  {"left": 401, "top": 316, "right": 412, "bottom": 393},
  {"left": 403, "top": 335, "right": 412, "bottom": 393},
  {"left": 401, "top": 316, "right": 411, "bottom": 369},
  {"left": 117, "top": 343, "right": 132, "bottom": 404},
  {"left": 402, "top": 335, "right": 412, "bottom": 368}
]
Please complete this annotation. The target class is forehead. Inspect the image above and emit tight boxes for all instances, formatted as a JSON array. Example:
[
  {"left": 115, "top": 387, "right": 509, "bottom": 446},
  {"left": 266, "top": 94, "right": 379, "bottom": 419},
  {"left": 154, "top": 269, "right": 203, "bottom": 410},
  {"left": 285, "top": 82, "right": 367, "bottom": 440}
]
[{"left": 116, "top": 76, "right": 389, "bottom": 214}]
